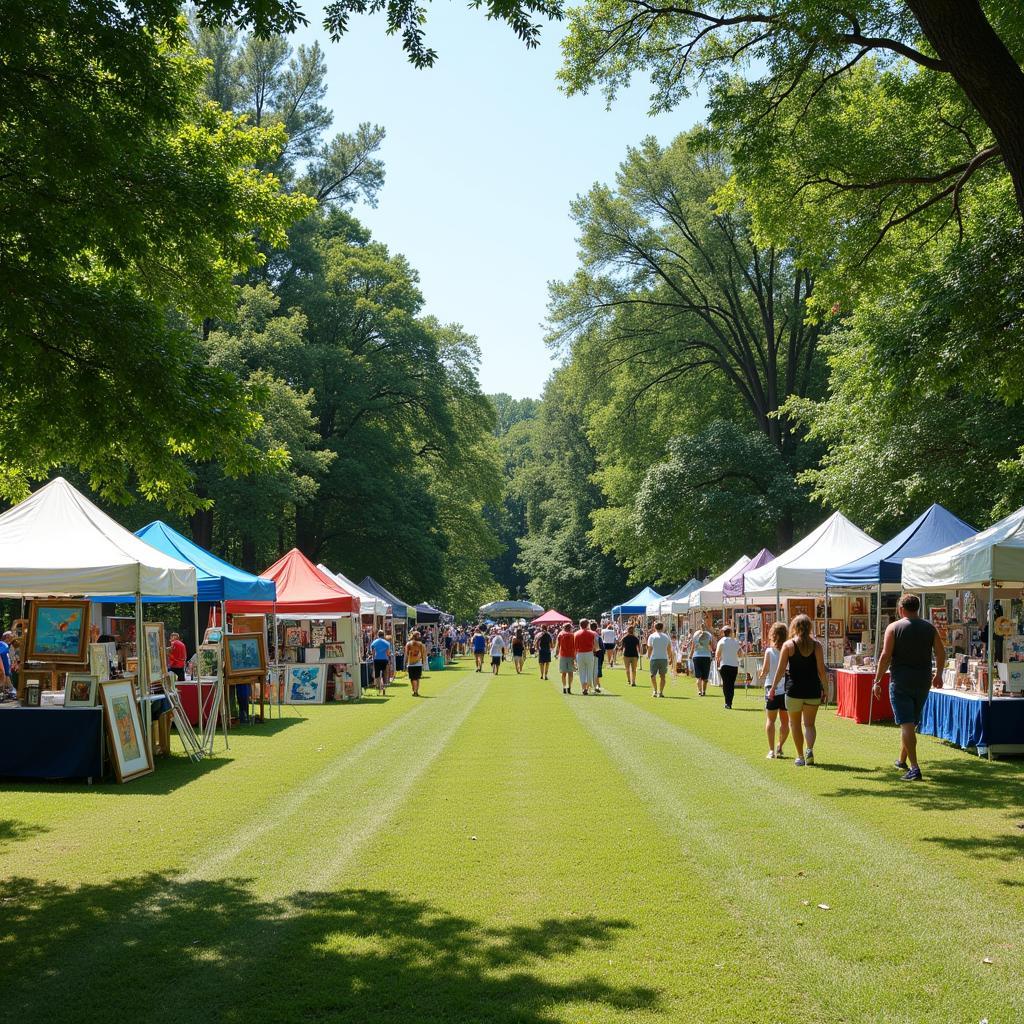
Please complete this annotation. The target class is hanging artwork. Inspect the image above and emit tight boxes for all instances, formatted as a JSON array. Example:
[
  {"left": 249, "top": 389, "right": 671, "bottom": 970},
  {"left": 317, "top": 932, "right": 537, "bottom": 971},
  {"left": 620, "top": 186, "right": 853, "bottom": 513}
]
[
  {"left": 64, "top": 672, "right": 98, "bottom": 707},
  {"left": 827, "top": 619, "right": 844, "bottom": 638},
  {"left": 849, "top": 615, "right": 869, "bottom": 634},
  {"left": 99, "top": 681, "right": 153, "bottom": 783},
  {"left": 283, "top": 626, "right": 302, "bottom": 648},
  {"left": 26, "top": 599, "right": 91, "bottom": 664},
  {"left": 848, "top": 596, "right": 867, "bottom": 616},
  {"left": 224, "top": 632, "right": 267, "bottom": 678},
  {"left": 284, "top": 664, "right": 327, "bottom": 704},
  {"left": 788, "top": 598, "right": 815, "bottom": 621},
  {"left": 142, "top": 623, "right": 167, "bottom": 686}
]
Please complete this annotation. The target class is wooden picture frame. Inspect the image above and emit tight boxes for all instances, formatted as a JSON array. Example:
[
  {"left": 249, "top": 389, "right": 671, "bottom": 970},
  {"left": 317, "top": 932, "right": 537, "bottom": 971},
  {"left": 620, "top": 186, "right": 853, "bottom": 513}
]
[
  {"left": 849, "top": 614, "right": 869, "bottom": 634},
  {"left": 283, "top": 663, "right": 326, "bottom": 704},
  {"left": 26, "top": 599, "right": 91, "bottom": 664},
  {"left": 142, "top": 622, "right": 167, "bottom": 686},
  {"left": 88, "top": 642, "right": 118, "bottom": 682},
  {"left": 64, "top": 672, "right": 98, "bottom": 707},
  {"left": 848, "top": 596, "right": 867, "bottom": 616},
  {"left": 787, "top": 598, "right": 815, "bottom": 622},
  {"left": 231, "top": 615, "right": 265, "bottom": 636},
  {"left": 196, "top": 644, "right": 221, "bottom": 680},
  {"left": 827, "top": 618, "right": 844, "bottom": 638},
  {"left": 223, "top": 632, "right": 267, "bottom": 678},
  {"left": 814, "top": 618, "right": 827, "bottom": 638},
  {"left": 99, "top": 681, "right": 153, "bottom": 783},
  {"left": 203, "top": 627, "right": 223, "bottom": 644}
]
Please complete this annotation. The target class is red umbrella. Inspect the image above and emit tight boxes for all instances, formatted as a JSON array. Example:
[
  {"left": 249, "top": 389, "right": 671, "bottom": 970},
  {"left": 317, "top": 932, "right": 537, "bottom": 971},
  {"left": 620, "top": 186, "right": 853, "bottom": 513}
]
[{"left": 531, "top": 609, "right": 572, "bottom": 625}]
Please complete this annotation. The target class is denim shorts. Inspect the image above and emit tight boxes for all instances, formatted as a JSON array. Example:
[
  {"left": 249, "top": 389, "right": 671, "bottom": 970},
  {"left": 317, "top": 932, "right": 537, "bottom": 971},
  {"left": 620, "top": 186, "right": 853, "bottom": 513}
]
[{"left": 890, "top": 681, "right": 930, "bottom": 725}]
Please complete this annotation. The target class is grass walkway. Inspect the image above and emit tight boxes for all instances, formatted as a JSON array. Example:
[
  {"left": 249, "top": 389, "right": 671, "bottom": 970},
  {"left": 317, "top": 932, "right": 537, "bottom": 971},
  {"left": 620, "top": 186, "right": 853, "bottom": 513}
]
[{"left": 2, "top": 661, "right": 1022, "bottom": 1023}]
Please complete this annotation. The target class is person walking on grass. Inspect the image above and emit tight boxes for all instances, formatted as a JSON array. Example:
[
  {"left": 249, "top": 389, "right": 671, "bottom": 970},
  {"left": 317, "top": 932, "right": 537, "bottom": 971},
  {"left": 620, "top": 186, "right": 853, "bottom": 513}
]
[
  {"left": 872, "top": 593, "right": 945, "bottom": 782},
  {"left": 689, "top": 624, "right": 714, "bottom": 696},
  {"left": 472, "top": 627, "right": 486, "bottom": 673},
  {"left": 557, "top": 622, "right": 576, "bottom": 693},
  {"left": 404, "top": 630, "right": 427, "bottom": 697},
  {"left": 370, "top": 629, "right": 392, "bottom": 695},
  {"left": 620, "top": 625, "right": 641, "bottom": 686},
  {"left": 715, "top": 625, "right": 741, "bottom": 709},
  {"left": 601, "top": 620, "right": 618, "bottom": 668},
  {"left": 490, "top": 629, "right": 507, "bottom": 676},
  {"left": 770, "top": 614, "right": 827, "bottom": 766},
  {"left": 536, "top": 626, "right": 553, "bottom": 680},
  {"left": 759, "top": 621, "right": 790, "bottom": 758},
  {"left": 647, "top": 621, "right": 671, "bottom": 697},
  {"left": 511, "top": 628, "right": 526, "bottom": 674},
  {"left": 592, "top": 626, "right": 605, "bottom": 694},
  {"left": 574, "top": 618, "right": 598, "bottom": 695}
]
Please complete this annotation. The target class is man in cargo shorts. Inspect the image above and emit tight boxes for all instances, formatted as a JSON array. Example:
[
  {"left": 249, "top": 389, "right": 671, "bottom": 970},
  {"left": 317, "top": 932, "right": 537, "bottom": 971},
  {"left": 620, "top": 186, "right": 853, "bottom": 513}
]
[{"left": 872, "top": 593, "right": 945, "bottom": 781}]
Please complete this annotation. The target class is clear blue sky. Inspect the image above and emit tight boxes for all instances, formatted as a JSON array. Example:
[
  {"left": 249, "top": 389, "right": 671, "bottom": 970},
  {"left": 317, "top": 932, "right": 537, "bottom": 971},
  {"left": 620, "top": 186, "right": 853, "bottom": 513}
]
[{"left": 293, "top": 4, "right": 707, "bottom": 399}]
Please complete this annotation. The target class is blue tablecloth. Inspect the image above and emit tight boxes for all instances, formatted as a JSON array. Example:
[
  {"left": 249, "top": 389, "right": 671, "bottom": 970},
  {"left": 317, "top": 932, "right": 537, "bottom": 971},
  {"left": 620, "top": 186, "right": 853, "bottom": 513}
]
[
  {"left": 0, "top": 706, "right": 104, "bottom": 780},
  {"left": 919, "top": 689, "right": 1024, "bottom": 751}
]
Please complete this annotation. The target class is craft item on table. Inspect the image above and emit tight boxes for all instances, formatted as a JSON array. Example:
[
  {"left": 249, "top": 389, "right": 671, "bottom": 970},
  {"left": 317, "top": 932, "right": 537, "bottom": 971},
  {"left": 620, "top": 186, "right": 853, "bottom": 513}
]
[
  {"left": 99, "top": 681, "right": 153, "bottom": 783},
  {"left": 64, "top": 672, "right": 98, "bottom": 707},
  {"left": 26, "top": 599, "right": 91, "bottom": 664},
  {"left": 223, "top": 632, "right": 267, "bottom": 678},
  {"left": 284, "top": 663, "right": 326, "bottom": 704},
  {"left": 24, "top": 681, "right": 41, "bottom": 707}
]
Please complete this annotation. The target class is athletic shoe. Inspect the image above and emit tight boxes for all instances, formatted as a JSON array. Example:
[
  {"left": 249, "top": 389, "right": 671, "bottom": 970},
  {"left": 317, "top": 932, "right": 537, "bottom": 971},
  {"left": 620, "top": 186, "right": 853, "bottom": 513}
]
[
  {"left": 775, "top": 747, "right": 784, "bottom": 758},
  {"left": 766, "top": 751, "right": 776, "bottom": 759},
  {"left": 794, "top": 757, "right": 806, "bottom": 766},
  {"left": 902, "top": 766, "right": 922, "bottom": 781},
  {"left": 893, "top": 760, "right": 908, "bottom": 771},
  {"left": 805, "top": 749, "right": 814, "bottom": 765}
]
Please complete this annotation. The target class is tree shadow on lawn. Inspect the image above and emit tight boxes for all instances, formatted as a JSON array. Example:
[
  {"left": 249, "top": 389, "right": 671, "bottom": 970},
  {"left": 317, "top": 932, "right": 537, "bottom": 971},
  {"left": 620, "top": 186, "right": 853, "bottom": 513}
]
[
  {"left": 825, "top": 757, "right": 1024, "bottom": 813},
  {"left": 921, "top": 831, "right": 1024, "bottom": 859},
  {"left": 0, "top": 875, "right": 659, "bottom": 1024},
  {"left": 0, "top": 818, "right": 49, "bottom": 851}
]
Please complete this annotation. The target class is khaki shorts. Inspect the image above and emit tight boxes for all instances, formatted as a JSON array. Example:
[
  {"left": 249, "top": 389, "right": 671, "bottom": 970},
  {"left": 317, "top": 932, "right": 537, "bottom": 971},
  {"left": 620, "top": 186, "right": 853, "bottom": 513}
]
[{"left": 785, "top": 695, "right": 821, "bottom": 713}]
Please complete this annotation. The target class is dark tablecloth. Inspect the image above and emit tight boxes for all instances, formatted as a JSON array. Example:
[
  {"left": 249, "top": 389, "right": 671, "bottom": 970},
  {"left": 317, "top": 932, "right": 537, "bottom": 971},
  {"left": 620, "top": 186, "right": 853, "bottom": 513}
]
[
  {"left": 919, "top": 689, "right": 1024, "bottom": 751},
  {"left": 0, "top": 706, "right": 104, "bottom": 780}
]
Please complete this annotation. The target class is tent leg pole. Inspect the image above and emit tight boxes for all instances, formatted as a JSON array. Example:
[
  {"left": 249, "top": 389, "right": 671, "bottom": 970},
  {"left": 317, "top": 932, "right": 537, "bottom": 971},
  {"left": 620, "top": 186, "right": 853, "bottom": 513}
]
[
  {"left": 194, "top": 595, "right": 203, "bottom": 735},
  {"left": 869, "top": 583, "right": 883, "bottom": 725},
  {"left": 135, "top": 593, "right": 152, "bottom": 764},
  {"left": 987, "top": 580, "right": 995, "bottom": 760},
  {"left": 220, "top": 600, "right": 229, "bottom": 750}
]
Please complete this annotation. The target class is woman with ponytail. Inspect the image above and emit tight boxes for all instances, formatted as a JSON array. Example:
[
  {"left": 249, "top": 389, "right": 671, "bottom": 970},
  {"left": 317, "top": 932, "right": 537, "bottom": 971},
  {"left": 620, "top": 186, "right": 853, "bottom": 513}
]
[{"left": 769, "top": 614, "right": 828, "bottom": 766}]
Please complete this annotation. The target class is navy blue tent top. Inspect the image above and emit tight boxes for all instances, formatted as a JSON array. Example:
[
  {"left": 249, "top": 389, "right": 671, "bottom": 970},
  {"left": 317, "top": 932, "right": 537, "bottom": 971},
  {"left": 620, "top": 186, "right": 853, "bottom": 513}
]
[
  {"left": 825, "top": 504, "right": 976, "bottom": 587},
  {"left": 414, "top": 602, "right": 443, "bottom": 623},
  {"left": 359, "top": 577, "right": 412, "bottom": 619},
  {"left": 103, "top": 521, "right": 276, "bottom": 604}
]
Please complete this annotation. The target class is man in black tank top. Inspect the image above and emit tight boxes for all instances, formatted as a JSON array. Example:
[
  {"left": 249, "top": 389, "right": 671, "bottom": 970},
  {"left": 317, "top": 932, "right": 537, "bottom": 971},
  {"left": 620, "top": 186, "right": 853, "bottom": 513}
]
[{"left": 872, "top": 593, "right": 946, "bottom": 781}]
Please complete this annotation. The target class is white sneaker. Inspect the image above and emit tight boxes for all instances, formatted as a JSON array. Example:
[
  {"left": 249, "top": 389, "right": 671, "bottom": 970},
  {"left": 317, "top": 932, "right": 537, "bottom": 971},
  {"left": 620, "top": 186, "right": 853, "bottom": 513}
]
[
  {"left": 794, "top": 757, "right": 806, "bottom": 766},
  {"left": 766, "top": 751, "right": 776, "bottom": 759}
]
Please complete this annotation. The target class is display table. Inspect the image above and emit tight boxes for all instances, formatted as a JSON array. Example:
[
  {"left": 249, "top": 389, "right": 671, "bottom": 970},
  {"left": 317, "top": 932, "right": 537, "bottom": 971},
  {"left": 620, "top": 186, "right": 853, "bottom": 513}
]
[
  {"left": 0, "top": 706, "right": 104, "bottom": 781},
  {"left": 919, "top": 688, "right": 1024, "bottom": 756},
  {"left": 836, "top": 669, "right": 893, "bottom": 724},
  {"left": 175, "top": 681, "right": 219, "bottom": 727}
]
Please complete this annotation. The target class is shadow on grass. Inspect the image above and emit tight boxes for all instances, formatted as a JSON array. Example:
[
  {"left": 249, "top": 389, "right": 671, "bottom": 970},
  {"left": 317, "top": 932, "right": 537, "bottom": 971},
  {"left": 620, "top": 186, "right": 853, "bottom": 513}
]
[
  {"left": 0, "top": 876, "right": 659, "bottom": 1024},
  {"left": 228, "top": 717, "right": 305, "bottom": 736},
  {"left": 825, "top": 757, "right": 1024, "bottom": 813},
  {"left": 0, "top": 818, "right": 48, "bottom": 850},
  {"left": 922, "top": 832, "right": 1024, "bottom": 859}
]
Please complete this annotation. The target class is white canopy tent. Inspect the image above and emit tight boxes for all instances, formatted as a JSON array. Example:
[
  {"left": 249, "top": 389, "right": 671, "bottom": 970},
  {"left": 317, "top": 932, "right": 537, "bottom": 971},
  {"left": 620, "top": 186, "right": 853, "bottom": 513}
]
[
  {"left": 743, "top": 512, "right": 878, "bottom": 602},
  {"left": 318, "top": 564, "right": 390, "bottom": 618},
  {"left": 902, "top": 505, "right": 1024, "bottom": 712},
  {"left": 687, "top": 556, "right": 751, "bottom": 610},
  {"left": 0, "top": 477, "right": 199, "bottom": 761}
]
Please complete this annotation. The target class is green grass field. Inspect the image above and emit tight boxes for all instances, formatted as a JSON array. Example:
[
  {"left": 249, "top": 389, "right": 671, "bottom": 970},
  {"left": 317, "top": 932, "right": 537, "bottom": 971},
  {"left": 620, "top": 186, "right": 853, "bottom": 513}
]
[{"left": 2, "top": 660, "right": 1022, "bottom": 1023}]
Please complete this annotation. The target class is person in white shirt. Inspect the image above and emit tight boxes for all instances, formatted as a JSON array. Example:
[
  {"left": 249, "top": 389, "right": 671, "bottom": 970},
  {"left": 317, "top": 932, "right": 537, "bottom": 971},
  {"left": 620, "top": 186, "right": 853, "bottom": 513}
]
[
  {"left": 715, "top": 625, "right": 742, "bottom": 709},
  {"left": 601, "top": 622, "right": 618, "bottom": 668},
  {"left": 646, "top": 621, "right": 672, "bottom": 697},
  {"left": 758, "top": 621, "right": 791, "bottom": 758},
  {"left": 489, "top": 632, "right": 506, "bottom": 676}
]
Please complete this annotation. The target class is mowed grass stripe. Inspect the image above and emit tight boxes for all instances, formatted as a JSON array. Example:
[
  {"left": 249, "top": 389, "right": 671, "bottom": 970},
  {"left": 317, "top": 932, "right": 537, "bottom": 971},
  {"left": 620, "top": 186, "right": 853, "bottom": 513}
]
[
  {"left": 312, "top": 671, "right": 831, "bottom": 1024},
  {"left": 571, "top": 676, "right": 1023, "bottom": 1023}
]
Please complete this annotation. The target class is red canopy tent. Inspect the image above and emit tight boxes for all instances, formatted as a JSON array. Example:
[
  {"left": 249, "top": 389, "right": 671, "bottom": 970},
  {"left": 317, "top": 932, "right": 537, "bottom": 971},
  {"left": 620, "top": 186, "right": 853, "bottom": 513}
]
[
  {"left": 226, "top": 548, "right": 359, "bottom": 616},
  {"left": 531, "top": 609, "right": 572, "bottom": 625}
]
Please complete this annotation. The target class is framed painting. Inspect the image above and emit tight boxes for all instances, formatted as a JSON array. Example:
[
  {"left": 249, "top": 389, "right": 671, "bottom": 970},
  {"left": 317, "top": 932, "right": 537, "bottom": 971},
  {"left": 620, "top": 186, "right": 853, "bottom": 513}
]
[
  {"left": 26, "top": 599, "right": 91, "bottom": 664},
  {"left": 224, "top": 632, "right": 267, "bottom": 678},
  {"left": 787, "top": 598, "right": 815, "bottom": 622},
  {"left": 849, "top": 614, "right": 870, "bottom": 634},
  {"left": 283, "top": 626, "right": 302, "bottom": 648},
  {"left": 99, "top": 681, "right": 153, "bottom": 783},
  {"left": 231, "top": 615, "right": 265, "bottom": 636},
  {"left": 88, "top": 641, "right": 118, "bottom": 682},
  {"left": 848, "top": 595, "right": 867, "bottom": 616},
  {"left": 196, "top": 644, "right": 221, "bottom": 680},
  {"left": 827, "top": 618, "right": 844, "bottom": 638},
  {"left": 283, "top": 663, "right": 326, "bottom": 704},
  {"left": 142, "top": 622, "right": 167, "bottom": 685},
  {"left": 64, "top": 672, "right": 98, "bottom": 707},
  {"left": 813, "top": 618, "right": 827, "bottom": 638},
  {"left": 203, "top": 627, "right": 223, "bottom": 644}
]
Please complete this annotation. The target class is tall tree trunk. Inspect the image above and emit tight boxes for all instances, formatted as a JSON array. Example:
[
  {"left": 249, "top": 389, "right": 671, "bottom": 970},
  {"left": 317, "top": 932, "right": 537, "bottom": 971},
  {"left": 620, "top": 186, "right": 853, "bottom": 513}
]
[
  {"left": 907, "top": 0, "right": 1024, "bottom": 217},
  {"left": 190, "top": 507, "right": 213, "bottom": 551},
  {"left": 775, "top": 509, "right": 794, "bottom": 552}
]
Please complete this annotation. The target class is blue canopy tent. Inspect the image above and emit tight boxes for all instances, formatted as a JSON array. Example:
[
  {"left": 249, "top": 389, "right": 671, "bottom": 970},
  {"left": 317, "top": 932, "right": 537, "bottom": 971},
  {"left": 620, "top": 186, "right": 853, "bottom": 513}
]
[
  {"left": 414, "top": 602, "right": 443, "bottom": 624},
  {"left": 103, "top": 520, "right": 277, "bottom": 737},
  {"left": 359, "top": 577, "right": 412, "bottom": 620},
  {"left": 825, "top": 503, "right": 975, "bottom": 723},
  {"left": 611, "top": 586, "right": 663, "bottom": 618}
]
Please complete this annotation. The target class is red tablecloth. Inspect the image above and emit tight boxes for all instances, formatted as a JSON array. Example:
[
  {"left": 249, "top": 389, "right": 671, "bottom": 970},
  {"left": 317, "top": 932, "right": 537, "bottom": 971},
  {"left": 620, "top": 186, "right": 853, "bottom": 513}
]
[
  {"left": 836, "top": 669, "right": 893, "bottom": 724},
  {"left": 175, "top": 681, "right": 219, "bottom": 727}
]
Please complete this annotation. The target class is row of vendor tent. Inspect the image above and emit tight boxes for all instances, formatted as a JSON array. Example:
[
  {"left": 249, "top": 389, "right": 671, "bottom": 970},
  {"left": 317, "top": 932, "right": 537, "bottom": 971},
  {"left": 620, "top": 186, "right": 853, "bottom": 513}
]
[{"left": 479, "top": 599, "right": 545, "bottom": 618}]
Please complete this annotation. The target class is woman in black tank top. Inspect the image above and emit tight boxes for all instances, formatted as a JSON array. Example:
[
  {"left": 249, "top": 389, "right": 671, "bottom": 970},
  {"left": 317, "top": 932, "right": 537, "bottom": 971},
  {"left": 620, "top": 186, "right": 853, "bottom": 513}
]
[{"left": 769, "top": 614, "right": 827, "bottom": 766}]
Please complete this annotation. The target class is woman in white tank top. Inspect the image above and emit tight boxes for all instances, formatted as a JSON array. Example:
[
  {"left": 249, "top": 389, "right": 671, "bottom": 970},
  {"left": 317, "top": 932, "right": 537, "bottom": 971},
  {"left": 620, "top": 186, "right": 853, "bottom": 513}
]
[{"left": 758, "top": 621, "right": 790, "bottom": 759}]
